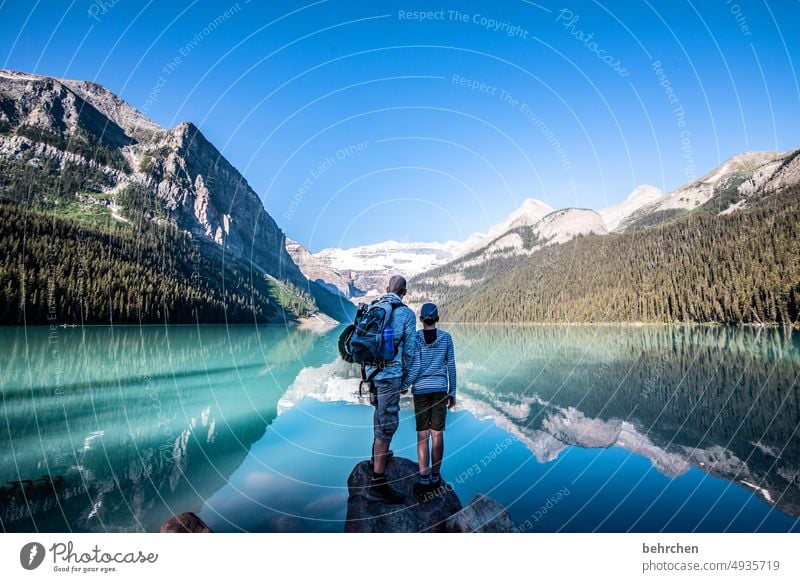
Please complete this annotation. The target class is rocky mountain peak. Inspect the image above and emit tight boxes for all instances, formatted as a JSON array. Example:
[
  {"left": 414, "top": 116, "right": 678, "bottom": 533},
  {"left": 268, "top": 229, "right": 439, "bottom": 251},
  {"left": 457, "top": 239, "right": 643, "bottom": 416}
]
[
  {"left": 57, "top": 74, "right": 163, "bottom": 141},
  {"left": 0, "top": 68, "right": 133, "bottom": 149},
  {"left": 599, "top": 184, "right": 663, "bottom": 232},
  {"left": 625, "top": 184, "right": 662, "bottom": 203},
  {"left": 507, "top": 197, "right": 554, "bottom": 225}
]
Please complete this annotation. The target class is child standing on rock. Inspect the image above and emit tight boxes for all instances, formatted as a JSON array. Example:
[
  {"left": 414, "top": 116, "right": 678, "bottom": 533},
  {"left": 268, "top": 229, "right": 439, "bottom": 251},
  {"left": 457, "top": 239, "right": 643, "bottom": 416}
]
[{"left": 401, "top": 303, "right": 457, "bottom": 502}]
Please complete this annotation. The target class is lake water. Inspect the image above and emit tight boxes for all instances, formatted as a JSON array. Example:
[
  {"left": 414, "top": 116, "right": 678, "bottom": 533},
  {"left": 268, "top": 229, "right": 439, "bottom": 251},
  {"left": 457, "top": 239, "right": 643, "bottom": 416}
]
[{"left": 1, "top": 324, "right": 799, "bottom": 533}]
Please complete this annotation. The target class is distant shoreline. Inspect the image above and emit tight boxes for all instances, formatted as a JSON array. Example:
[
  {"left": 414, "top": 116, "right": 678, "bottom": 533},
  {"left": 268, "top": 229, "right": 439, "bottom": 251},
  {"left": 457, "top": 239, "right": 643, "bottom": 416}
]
[
  {"left": 441, "top": 321, "right": 799, "bottom": 328},
  {"left": 2, "top": 321, "right": 797, "bottom": 329}
]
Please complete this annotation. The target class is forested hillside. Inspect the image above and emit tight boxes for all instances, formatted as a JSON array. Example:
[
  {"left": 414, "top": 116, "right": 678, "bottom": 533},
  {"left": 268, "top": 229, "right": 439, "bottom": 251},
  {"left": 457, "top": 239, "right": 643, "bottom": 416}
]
[
  {"left": 0, "top": 69, "right": 354, "bottom": 324},
  {"left": 432, "top": 185, "right": 800, "bottom": 325},
  {"left": 0, "top": 202, "right": 316, "bottom": 324}
]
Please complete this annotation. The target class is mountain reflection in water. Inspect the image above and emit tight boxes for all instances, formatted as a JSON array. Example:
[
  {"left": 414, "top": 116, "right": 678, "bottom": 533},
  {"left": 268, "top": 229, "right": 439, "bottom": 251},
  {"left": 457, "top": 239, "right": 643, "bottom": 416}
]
[{"left": 1, "top": 324, "right": 798, "bottom": 532}]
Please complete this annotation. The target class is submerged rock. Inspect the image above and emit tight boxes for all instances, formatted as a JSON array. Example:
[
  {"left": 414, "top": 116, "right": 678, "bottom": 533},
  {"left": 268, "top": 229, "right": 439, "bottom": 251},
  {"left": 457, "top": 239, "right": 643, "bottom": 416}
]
[
  {"left": 445, "top": 493, "right": 518, "bottom": 532},
  {"left": 160, "top": 512, "right": 212, "bottom": 533},
  {"left": 345, "top": 457, "right": 516, "bottom": 533}
]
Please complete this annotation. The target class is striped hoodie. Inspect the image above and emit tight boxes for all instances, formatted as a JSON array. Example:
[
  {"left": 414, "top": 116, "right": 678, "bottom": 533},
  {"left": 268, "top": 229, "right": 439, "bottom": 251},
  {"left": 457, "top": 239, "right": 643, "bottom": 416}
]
[{"left": 400, "top": 329, "right": 457, "bottom": 396}]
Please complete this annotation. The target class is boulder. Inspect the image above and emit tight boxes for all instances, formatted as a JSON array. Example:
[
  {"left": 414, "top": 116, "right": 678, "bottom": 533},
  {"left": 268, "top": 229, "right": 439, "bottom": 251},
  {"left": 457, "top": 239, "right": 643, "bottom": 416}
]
[
  {"left": 445, "top": 493, "right": 519, "bottom": 533},
  {"left": 160, "top": 512, "right": 212, "bottom": 533},
  {"left": 345, "top": 457, "right": 462, "bottom": 532}
]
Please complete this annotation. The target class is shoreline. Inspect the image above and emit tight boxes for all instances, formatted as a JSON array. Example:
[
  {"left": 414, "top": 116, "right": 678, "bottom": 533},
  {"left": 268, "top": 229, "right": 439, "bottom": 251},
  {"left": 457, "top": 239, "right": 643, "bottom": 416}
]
[{"left": 1, "top": 320, "right": 797, "bottom": 329}]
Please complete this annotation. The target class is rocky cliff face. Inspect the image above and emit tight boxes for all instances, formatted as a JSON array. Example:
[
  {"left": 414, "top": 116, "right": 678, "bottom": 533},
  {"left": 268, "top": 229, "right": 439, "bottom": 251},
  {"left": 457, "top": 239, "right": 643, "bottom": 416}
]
[
  {"left": 0, "top": 70, "right": 133, "bottom": 149},
  {"left": 0, "top": 68, "right": 352, "bottom": 322},
  {"left": 145, "top": 120, "right": 303, "bottom": 282},
  {"left": 58, "top": 76, "right": 164, "bottom": 142},
  {"left": 285, "top": 237, "right": 352, "bottom": 297}
]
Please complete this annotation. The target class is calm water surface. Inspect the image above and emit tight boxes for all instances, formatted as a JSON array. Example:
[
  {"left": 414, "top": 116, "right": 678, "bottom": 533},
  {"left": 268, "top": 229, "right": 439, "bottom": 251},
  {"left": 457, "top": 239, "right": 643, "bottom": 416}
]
[{"left": 1, "top": 324, "right": 799, "bottom": 532}]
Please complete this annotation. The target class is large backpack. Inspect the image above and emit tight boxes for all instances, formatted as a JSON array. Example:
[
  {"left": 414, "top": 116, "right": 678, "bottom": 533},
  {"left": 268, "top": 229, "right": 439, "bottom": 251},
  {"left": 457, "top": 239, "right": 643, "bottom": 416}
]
[{"left": 338, "top": 295, "right": 403, "bottom": 397}]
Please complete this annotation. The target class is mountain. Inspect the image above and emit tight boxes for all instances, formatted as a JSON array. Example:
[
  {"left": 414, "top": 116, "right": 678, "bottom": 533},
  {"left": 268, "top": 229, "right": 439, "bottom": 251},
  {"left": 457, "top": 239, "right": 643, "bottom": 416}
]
[
  {"left": 459, "top": 197, "right": 554, "bottom": 253},
  {"left": 617, "top": 151, "right": 789, "bottom": 231},
  {"left": 297, "top": 190, "right": 658, "bottom": 305},
  {"left": 598, "top": 184, "right": 662, "bottom": 231},
  {"left": 284, "top": 237, "right": 352, "bottom": 298},
  {"left": 431, "top": 149, "right": 800, "bottom": 324},
  {"left": 57, "top": 77, "right": 164, "bottom": 140},
  {"left": 0, "top": 69, "right": 354, "bottom": 324},
  {"left": 311, "top": 239, "right": 464, "bottom": 301},
  {"left": 410, "top": 201, "right": 605, "bottom": 298}
]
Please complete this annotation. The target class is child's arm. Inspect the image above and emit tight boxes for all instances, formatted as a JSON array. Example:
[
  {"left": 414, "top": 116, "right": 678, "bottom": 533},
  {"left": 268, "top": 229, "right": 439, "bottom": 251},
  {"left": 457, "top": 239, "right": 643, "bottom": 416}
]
[{"left": 446, "top": 334, "right": 457, "bottom": 398}]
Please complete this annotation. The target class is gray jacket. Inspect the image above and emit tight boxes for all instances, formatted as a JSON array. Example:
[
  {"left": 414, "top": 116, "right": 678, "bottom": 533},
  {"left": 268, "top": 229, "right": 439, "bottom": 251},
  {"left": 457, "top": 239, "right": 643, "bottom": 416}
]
[{"left": 364, "top": 293, "right": 417, "bottom": 382}]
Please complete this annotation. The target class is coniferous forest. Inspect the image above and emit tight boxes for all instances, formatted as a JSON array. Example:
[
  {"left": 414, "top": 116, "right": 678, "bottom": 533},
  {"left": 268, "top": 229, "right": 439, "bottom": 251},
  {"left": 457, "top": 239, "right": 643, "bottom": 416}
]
[
  {"left": 0, "top": 202, "right": 316, "bottom": 325},
  {"left": 424, "top": 185, "right": 800, "bottom": 325}
]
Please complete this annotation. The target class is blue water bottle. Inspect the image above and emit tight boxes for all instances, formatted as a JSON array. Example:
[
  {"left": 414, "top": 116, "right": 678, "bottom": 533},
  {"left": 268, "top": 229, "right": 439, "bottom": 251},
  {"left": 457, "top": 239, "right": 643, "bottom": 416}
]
[{"left": 382, "top": 326, "right": 394, "bottom": 360}]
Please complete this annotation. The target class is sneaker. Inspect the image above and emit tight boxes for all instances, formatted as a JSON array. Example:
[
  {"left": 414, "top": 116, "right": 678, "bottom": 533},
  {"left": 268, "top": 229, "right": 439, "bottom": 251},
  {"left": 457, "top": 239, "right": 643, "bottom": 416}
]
[{"left": 365, "top": 475, "right": 404, "bottom": 504}]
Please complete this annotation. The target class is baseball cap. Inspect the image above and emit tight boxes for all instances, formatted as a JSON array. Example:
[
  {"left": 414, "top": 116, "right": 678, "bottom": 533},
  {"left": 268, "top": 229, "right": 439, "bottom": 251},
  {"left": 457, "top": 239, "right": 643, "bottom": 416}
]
[{"left": 420, "top": 303, "right": 439, "bottom": 322}]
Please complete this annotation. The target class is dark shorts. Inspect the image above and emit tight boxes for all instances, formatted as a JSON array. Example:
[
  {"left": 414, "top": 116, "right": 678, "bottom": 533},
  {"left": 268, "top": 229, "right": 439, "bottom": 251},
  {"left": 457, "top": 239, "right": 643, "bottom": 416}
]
[
  {"left": 373, "top": 377, "right": 402, "bottom": 442},
  {"left": 413, "top": 392, "right": 449, "bottom": 432}
]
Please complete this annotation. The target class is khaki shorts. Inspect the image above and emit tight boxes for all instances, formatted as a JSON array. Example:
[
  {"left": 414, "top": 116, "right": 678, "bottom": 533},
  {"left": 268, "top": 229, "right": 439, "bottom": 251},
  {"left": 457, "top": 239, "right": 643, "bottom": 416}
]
[{"left": 413, "top": 392, "right": 449, "bottom": 432}]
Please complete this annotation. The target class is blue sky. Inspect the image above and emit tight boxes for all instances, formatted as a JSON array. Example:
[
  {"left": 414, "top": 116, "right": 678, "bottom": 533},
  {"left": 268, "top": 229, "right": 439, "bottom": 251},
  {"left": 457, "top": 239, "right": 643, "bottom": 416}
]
[{"left": 1, "top": 0, "right": 798, "bottom": 251}]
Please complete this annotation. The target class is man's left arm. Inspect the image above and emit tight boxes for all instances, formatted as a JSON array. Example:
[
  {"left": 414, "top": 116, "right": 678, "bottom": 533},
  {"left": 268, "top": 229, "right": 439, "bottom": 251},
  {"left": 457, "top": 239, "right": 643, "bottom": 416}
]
[{"left": 401, "top": 308, "right": 417, "bottom": 372}]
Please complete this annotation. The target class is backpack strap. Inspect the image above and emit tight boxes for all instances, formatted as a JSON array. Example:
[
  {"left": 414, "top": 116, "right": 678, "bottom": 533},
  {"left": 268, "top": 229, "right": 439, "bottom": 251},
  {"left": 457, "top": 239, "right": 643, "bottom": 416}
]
[
  {"left": 378, "top": 295, "right": 404, "bottom": 334},
  {"left": 358, "top": 364, "right": 383, "bottom": 397}
]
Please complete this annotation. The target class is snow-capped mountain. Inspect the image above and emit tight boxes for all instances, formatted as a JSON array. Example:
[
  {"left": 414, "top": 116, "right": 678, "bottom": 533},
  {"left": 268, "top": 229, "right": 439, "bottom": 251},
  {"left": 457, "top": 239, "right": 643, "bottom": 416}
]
[
  {"left": 284, "top": 238, "right": 352, "bottom": 298},
  {"left": 461, "top": 206, "right": 606, "bottom": 261},
  {"left": 407, "top": 204, "right": 608, "bottom": 293},
  {"left": 533, "top": 208, "right": 607, "bottom": 244},
  {"left": 316, "top": 239, "right": 464, "bottom": 277},
  {"left": 287, "top": 194, "right": 639, "bottom": 300},
  {"left": 293, "top": 239, "right": 464, "bottom": 302},
  {"left": 287, "top": 198, "right": 557, "bottom": 301},
  {"left": 288, "top": 148, "right": 800, "bottom": 305},
  {"left": 459, "top": 198, "right": 554, "bottom": 254},
  {"left": 599, "top": 184, "right": 663, "bottom": 231}
]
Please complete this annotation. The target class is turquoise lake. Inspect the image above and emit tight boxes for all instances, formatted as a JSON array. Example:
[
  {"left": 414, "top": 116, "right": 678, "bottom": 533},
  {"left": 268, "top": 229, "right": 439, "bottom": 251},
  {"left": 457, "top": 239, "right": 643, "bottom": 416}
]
[{"left": 1, "top": 324, "right": 799, "bottom": 532}]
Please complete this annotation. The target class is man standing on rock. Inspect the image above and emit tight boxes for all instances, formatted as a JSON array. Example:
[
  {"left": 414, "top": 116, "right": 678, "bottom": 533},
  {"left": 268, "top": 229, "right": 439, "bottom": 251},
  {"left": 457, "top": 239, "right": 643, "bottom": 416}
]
[{"left": 365, "top": 275, "right": 417, "bottom": 504}]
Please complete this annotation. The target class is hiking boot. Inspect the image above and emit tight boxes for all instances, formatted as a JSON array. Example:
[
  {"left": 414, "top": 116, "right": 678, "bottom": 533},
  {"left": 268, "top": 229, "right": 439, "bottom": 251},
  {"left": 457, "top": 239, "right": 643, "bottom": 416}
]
[{"left": 365, "top": 475, "right": 404, "bottom": 504}]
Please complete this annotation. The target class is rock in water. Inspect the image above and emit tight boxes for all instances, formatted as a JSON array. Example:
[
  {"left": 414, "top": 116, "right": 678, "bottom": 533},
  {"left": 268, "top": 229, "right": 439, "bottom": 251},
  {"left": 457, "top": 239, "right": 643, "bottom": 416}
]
[
  {"left": 160, "top": 512, "right": 212, "bottom": 533},
  {"left": 345, "top": 457, "right": 462, "bottom": 532},
  {"left": 445, "top": 493, "right": 518, "bottom": 533}
]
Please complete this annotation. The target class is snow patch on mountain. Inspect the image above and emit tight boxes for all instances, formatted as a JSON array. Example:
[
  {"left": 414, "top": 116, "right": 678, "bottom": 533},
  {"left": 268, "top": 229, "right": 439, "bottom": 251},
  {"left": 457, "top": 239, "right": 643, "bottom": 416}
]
[
  {"left": 316, "top": 240, "right": 464, "bottom": 275},
  {"left": 599, "top": 184, "right": 663, "bottom": 231},
  {"left": 536, "top": 208, "right": 607, "bottom": 244},
  {"left": 459, "top": 198, "right": 554, "bottom": 255}
]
